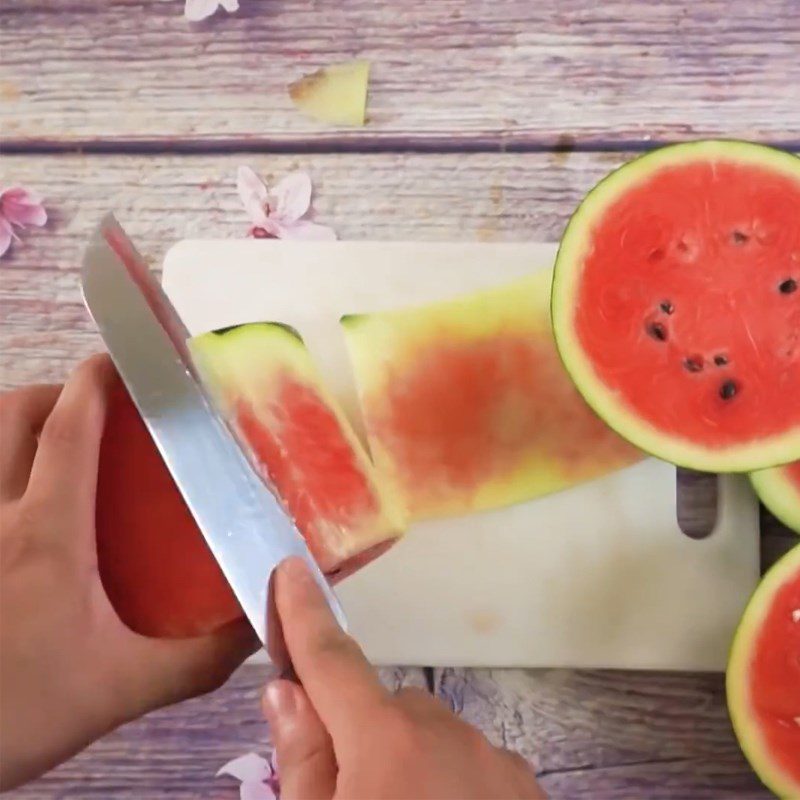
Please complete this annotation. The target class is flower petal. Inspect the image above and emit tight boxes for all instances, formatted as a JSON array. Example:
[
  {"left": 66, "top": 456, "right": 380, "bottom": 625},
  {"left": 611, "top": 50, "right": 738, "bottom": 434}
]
[
  {"left": 279, "top": 219, "right": 337, "bottom": 241},
  {"left": 184, "top": 0, "right": 224, "bottom": 21},
  {"left": 220, "top": 0, "right": 240, "bottom": 11},
  {"left": 0, "top": 217, "right": 14, "bottom": 258},
  {"left": 270, "top": 171, "right": 312, "bottom": 224},
  {"left": 0, "top": 188, "right": 47, "bottom": 228},
  {"left": 236, "top": 166, "right": 270, "bottom": 227},
  {"left": 216, "top": 753, "right": 272, "bottom": 783}
]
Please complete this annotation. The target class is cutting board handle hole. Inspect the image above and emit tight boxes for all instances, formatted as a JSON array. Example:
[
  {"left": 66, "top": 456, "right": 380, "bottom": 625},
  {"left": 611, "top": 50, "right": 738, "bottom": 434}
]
[{"left": 676, "top": 468, "right": 718, "bottom": 539}]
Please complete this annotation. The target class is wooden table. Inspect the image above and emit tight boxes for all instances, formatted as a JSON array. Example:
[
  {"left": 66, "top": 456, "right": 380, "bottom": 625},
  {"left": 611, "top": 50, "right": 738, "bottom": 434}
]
[{"left": 2, "top": 2, "right": 797, "bottom": 797}]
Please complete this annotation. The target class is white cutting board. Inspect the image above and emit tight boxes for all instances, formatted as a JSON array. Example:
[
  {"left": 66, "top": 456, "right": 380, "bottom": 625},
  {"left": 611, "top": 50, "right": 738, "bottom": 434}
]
[{"left": 163, "top": 241, "right": 760, "bottom": 671}]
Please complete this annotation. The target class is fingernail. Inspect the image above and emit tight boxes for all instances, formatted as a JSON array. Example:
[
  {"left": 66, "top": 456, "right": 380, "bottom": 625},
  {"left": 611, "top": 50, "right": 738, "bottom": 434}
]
[
  {"left": 279, "top": 555, "right": 313, "bottom": 583},
  {"left": 264, "top": 680, "right": 297, "bottom": 720}
]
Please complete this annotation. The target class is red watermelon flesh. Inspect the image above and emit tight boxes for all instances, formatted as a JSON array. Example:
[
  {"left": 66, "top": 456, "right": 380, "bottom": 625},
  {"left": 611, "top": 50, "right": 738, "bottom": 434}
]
[
  {"left": 341, "top": 271, "right": 642, "bottom": 520},
  {"left": 97, "top": 326, "right": 404, "bottom": 638},
  {"left": 189, "top": 323, "right": 405, "bottom": 576},
  {"left": 553, "top": 141, "right": 800, "bottom": 471},
  {"left": 751, "top": 460, "right": 800, "bottom": 534},
  {"left": 727, "top": 545, "right": 800, "bottom": 797},
  {"left": 97, "top": 377, "right": 243, "bottom": 638}
]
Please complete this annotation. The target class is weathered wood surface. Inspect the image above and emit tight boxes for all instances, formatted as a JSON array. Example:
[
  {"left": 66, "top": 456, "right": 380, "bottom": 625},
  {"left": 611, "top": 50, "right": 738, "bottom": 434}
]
[
  {"left": 8, "top": 666, "right": 428, "bottom": 800},
  {"left": 2, "top": 0, "right": 800, "bottom": 149}
]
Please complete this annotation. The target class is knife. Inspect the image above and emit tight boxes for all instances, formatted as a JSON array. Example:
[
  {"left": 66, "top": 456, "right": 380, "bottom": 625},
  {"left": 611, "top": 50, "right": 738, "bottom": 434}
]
[{"left": 81, "top": 213, "right": 345, "bottom": 669}]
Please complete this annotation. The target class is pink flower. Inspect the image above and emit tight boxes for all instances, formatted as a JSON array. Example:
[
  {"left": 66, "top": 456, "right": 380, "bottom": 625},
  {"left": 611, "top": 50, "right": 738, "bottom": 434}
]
[
  {"left": 217, "top": 752, "right": 280, "bottom": 800},
  {"left": 0, "top": 187, "right": 47, "bottom": 258},
  {"left": 236, "top": 166, "right": 337, "bottom": 241},
  {"left": 184, "top": 0, "right": 239, "bottom": 21}
]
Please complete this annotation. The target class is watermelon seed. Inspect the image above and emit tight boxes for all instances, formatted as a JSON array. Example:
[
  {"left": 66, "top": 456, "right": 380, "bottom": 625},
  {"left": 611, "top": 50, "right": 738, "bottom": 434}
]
[
  {"left": 714, "top": 354, "right": 728, "bottom": 367},
  {"left": 731, "top": 230, "right": 749, "bottom": 245},
  {"left": 779, "top": 278, "right": 797, "bottom": 294},
  {"left": 684, "top": 356, "right": 704, "bottom": 373},
  {"left": 647, "top": 321, "right": 668, "bottom": 341},
  {"left": 659, "top": 300, "right": 674, "bottom": 314},
  {"left": 648, "top": 247, "right": 665, "bottom": 262},
  {"left": 719, "top": 380, "right": 738, "bottom": 400}
]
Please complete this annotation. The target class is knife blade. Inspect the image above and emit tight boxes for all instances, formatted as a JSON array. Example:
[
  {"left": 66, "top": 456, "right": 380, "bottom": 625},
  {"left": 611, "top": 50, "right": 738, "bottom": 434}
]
[{"left": 81, "top": 213, "right": 345, "bottom": 667}]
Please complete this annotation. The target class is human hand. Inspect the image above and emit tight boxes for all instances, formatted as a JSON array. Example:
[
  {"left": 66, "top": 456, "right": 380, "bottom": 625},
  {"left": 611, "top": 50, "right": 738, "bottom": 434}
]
[
  {"left": 0, "top": 355, "right": 257, "bottom": 790},
  {"left": 262, "top": 557, "right": 546, "bottom": 799}
]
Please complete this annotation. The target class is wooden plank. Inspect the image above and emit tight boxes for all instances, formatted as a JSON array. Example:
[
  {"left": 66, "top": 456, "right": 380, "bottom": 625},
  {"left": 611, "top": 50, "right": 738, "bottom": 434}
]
[
  {"left": 434, "top": 668, "right": 769, "bottom": 798},
  {"left": 7, "top": 664, "right": 428, "bottom": 799},
  {"left": 2, "top": 0, "right": 799, "bottom": 148}
]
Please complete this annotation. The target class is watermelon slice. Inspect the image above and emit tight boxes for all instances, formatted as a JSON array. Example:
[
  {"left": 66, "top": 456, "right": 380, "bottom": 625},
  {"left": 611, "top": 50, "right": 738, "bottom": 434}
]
[
  {"left": 341, "top": 271, "right": 642, "bottom": 521},
  {"left": 190, "top": 322, "right": 405, "bottom": 575},
  {"left": 97, "top": 377, "right": 243, "bottom": 638},
  {"left": 97, "top": 324, "right": 403, "bottom": 638},
  {"left": 551, "top": 140, "right": 800, "bottom": 472},
  {"left": 726, "top": 544, "right": 800, "bottom": 798},
  {"left": 751, "top": 461, "right": 800, "bottom": 534}
]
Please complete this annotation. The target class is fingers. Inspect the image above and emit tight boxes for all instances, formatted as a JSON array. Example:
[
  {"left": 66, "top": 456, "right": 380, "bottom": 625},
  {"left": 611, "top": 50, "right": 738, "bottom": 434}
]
[
  {"left": 26, "top": 355, "right": 114, "bottom": 525},
  {"left": 262, "top": 680, "right": 337, "bottom": 800},
  {"left": 122, "top": 617, "right": 259, "bottom": 714},
  {"left": 0, "top": 384, "right": 61, "bottom": 501},
  {"left": 275, "top": 557, "right": 388, "bottom": 740}
]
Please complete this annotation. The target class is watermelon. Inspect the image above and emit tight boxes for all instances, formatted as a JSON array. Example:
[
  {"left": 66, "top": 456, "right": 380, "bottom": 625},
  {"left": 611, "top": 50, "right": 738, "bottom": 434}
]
[
  {"left": 189, "top": 322, "right": 405, "bottom": 575},
  {"left": 551, "top": 140, "right": 800, "bottom": 472},
  {"left": 751, "top": 461, "right": 800, "bottom": 534},
  {"left": 97, "top": 377, "right": 243, "bottom": 638},
  {"left": 341, "top": 270, "right": 642, "bottom": 521},
  {"left": 97, "top": 324, "right": 403, "bottom": 638},
  {"left": 726, "top": 544, "right": 800, "bottom": 798}
]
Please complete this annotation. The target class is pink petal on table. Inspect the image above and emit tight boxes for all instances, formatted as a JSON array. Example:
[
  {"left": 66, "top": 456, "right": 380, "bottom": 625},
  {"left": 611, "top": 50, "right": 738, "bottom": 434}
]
[
  {"left": 0, "top": 188, "right": 47, "bottom": 228},
  {"left": 216, "top": 753, "right": 272, "bottom": 783},
  {"left": 184, "top": 0, "right": 239, "bottom": 21},
  {"left": 270, "top": 171, "right": 312, "bottom": 224},
  {"left": 280, "top": 219, "right": 337, "bottom": 241},
  {"left": 0, "top": 217, "right": 14, "bottom": 257},
  {"left": 236, "top": 166, "right": 270, "bottom": 227}
]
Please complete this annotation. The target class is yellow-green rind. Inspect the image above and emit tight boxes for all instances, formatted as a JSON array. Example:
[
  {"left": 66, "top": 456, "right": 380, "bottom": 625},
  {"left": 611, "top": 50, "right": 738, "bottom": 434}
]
[
  {"left": 751, "top": 464, "right": 800, "bottom": 534},
  {"left": 342, "top": 271, "right": 642, "bottom": 521},
  {"left": 726, "top": 544, "right": 800, "bottom": 799},
  {"left": 189, "top": 322, "right": 407, "bottom": 546},
  {"left": 552, "top": 139, "right": 800, "bottom": 473}
]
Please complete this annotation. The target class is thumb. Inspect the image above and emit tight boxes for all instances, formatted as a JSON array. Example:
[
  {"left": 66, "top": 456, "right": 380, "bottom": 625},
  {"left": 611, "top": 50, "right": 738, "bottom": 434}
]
[{"left": 262, "top": 680, "right": 337, "bottom": 800}]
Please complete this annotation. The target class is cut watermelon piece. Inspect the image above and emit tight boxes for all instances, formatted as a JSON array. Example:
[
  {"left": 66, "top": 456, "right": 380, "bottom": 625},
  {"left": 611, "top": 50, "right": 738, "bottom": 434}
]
[
  {"left": 341, "top": 271, "right": 642, "bottom": 521},
  {"left": 751, "top": 461, "right": 800, "bottom": 534},
  {"left": 97, "top": 376, "right": 244, "bottom": 638},
  {"left": 190, "top": 323, "right": 405, "bottom": 574},
  {"left": 727, "top": 544, "right": 800, "bottom": 798},
  {"left": 551, "top": 140, "right": 800, "bottom": 472},
  {"left": 97, "top": 326, "right": 403, "bottom": 639}
]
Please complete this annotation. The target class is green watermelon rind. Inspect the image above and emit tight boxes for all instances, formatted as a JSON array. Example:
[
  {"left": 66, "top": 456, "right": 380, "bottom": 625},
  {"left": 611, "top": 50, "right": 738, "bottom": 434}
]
[
  {"left": 551, "top": 139, "right": 800, "bottom": 473},
  {"left": 750, "top": 465, "right": 800, "bottom": 535},
  {"left": 726, "top": 544, "right": 800, "bottom": 799}
]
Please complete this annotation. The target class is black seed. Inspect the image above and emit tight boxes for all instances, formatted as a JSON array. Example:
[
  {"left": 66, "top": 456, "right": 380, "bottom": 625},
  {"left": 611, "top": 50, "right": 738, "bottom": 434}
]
[
  {"left": 684, "top": 356, "right": 704, "bottom": 373},
  {"left": 647, "top": 321, "right": 668, "bottom": 341},
  {"left": 779, "top": 278, "right": 797, "bottom": 294},
  {"left": 719, "top": 380, "right": 738, "bottom": 400},
  {"left": 660, "top": 300, "right": 675, "bottom": 314},
  {"left": 714, "top": 354, "right": 728, "bottom": 367},
  {"left": 731, "top": 230, "right": 749, "bottom": 245}
]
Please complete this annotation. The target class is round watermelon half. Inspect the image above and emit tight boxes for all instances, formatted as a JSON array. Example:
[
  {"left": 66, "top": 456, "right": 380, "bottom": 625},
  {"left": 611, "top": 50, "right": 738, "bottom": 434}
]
[
  {"left": 726, "top": 544, "right": 800, "bottom": 798},
  {"left": 751, "top": 461, "right": 800, "bottom": 534},
  {"left": 552, "top": 140, "right": 800, "bottom": 472}
]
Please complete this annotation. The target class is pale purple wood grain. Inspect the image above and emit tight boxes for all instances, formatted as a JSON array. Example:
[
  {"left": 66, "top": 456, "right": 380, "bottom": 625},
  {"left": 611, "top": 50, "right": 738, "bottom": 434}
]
[
  {"left": 435, "top": 668, "right": 770, "bottom": 798},
  {"left": 1, "top": 0, "right": 799, "bottom": 148}
]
